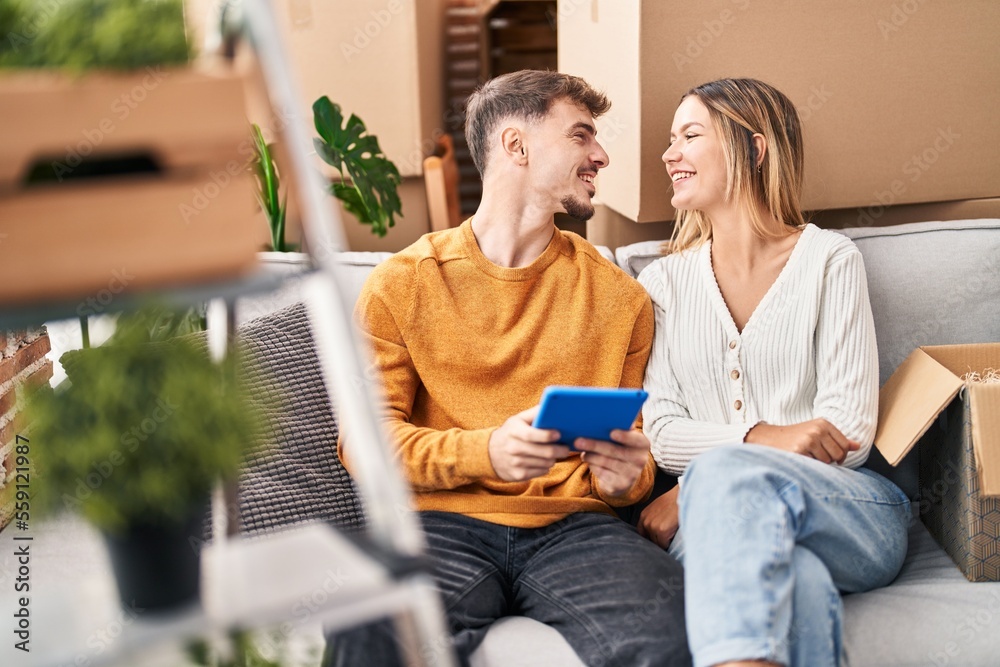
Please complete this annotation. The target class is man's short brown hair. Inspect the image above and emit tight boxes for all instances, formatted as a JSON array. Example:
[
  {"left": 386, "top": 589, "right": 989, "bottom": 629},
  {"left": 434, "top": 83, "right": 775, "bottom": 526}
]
[{"left": 464, "top": 70, "right": 611, "bottom": 177}]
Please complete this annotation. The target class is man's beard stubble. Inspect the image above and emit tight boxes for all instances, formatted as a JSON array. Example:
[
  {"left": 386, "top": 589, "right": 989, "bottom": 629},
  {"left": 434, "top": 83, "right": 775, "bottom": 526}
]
[{"left": 561, "top": 194, "right": 595, "bottom": 222}]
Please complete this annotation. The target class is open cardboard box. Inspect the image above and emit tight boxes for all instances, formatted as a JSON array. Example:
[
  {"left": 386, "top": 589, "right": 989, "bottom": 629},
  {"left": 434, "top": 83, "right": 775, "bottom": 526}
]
[{"left": 875, "top": 343, "right": 1000, "bottom": 581}]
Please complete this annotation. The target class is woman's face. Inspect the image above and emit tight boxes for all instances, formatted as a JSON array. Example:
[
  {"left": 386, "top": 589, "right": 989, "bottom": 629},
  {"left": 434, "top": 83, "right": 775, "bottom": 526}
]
[{"left": 662, "top": 95, "right": 728, "bottom": 213}]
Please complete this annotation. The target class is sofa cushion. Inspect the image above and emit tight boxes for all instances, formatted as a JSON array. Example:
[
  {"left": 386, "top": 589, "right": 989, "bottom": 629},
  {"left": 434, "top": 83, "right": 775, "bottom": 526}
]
[
  {"left": 235, "top": 302, "right": 366, "bottom": 534},
  {"left": 470, "top": 616, "right": 585, "bottom": 667},
  {"left": 842, "top": 516, "right": 1000, "bottom": 667},
  {"left": 615, "top": 240, "right": 667, "bottom": 278},
  {"left": 837, "top": 219, "right": 1000, "bottom": 385}
]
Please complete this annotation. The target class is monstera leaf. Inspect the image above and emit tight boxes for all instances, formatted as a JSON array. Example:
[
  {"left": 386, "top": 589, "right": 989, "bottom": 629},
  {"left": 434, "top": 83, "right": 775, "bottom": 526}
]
[{"left": 313, "top": 96, "right": 402, "bottom": 237}]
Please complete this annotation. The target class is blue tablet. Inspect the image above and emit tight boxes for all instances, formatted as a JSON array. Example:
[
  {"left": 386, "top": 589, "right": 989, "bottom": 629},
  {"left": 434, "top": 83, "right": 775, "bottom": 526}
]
[{"left": 533, "top": 386, "right": 648, "bottom": 448}]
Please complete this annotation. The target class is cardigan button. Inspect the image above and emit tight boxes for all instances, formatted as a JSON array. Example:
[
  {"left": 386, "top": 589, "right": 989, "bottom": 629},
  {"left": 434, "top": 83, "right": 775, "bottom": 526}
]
[
  {"left": 734, "top": 399, "right": 743, "bottom": 411},
  {"left": 731, "top": 369, "right": 740, "bottom": 380},
  {"left": 729, "top": 340, "right": 738, "bottom": 350}
]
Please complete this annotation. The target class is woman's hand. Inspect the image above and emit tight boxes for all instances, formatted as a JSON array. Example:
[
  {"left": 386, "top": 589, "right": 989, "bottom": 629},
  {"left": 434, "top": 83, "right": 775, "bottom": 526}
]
[
  {"left": 745, "top": 418, "right": 859, "bottom": 464},
  {"left": 638, "top": 485, "right": 681, "bottom": 549}
]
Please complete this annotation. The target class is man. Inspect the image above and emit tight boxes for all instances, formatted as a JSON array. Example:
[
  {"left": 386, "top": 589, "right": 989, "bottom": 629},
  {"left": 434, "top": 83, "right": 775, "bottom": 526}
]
[{"left": 330, "top": 70, "right": 690, "bottom": 667}]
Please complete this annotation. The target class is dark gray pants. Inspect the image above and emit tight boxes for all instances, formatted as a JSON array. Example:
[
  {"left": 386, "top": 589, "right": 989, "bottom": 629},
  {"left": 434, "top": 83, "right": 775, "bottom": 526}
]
[{"left": 325, "top": 510, "right": 691, "bottom": 667}]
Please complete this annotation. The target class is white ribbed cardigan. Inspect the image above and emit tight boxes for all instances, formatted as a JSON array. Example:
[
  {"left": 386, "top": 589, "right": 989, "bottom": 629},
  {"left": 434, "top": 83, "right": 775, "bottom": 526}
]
[{"left": 638, "top": 224, "right": 879, "bottom": 474}]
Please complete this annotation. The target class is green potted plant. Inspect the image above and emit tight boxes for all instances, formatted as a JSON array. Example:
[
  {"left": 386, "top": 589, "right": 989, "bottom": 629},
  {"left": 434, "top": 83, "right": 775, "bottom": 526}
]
[
  {"left": 0, "top": 0, "right": 190, "bottom": 71},
  {"left": 250, "top": 122, "right": 310, "bottom": 273},
  {"left": 251, "top": 123, "right": 291, "bottom": 254},
  {"left": 250, "top": 98, "right": 403, "bottom": 245},
  {"left": 27, "top": 305, "right": 262, "bottom": 611},
  {"left": 245, "top": 122, "right": 313, "bottom": 322},
  {"left": 313, "top": 96, "right": 402, "bottom": 239},
  {"left": 244, "top": 99, "right": 403, "bottom": 319},
  {"left": 187, "top": 628, "right": 320, "bottom": 667}
]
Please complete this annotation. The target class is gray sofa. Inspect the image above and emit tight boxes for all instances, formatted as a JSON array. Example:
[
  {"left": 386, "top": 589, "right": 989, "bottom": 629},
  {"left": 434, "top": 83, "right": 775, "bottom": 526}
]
[{"left": 237, "top": 219, "right": 1000, "bottom": 666}]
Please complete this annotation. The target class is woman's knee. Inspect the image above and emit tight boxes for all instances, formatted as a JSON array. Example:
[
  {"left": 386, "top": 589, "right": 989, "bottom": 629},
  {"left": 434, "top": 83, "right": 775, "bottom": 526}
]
[{"left": 685, "top": 445, "right": 740, "bottom": 484}]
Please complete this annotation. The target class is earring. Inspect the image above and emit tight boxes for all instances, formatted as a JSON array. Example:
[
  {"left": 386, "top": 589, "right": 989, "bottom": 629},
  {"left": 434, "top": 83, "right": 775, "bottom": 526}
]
[{"left": 757, "top": 163, "right": 762, "bottom": 173}]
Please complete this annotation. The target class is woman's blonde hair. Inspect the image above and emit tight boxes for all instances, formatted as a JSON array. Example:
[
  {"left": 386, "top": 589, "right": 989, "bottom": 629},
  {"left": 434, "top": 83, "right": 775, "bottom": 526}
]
[{"left": 668, "top": 78, "right": 807, "bottom": 254}]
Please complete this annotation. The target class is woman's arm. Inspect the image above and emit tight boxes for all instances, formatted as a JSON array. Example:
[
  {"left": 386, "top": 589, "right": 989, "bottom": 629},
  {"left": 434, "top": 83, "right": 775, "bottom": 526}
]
[
  {"left": 741, "top": 243, "right": 878, "bottom": 468},
  {"left": 811, "top": 244, "right": 879, "bottom": 468}
]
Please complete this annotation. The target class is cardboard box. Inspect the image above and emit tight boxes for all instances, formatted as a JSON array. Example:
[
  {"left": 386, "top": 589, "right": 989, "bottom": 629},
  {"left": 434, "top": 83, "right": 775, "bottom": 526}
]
[
  {"left": 0, "top": 68, "right": 261, "bottom": 307},
  {"left": 875, "top": 344, "right": 1000, "bottom": 581},
  {"left": 558, "top": 0, "right": 1000, "bottom": 223}
]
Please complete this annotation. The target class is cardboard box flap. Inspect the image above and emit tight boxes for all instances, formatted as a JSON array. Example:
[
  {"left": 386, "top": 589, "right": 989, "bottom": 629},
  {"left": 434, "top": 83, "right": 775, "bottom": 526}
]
[
  {"left": 923, "top": 343, "right": 1000, "bottom": 378},
  {"left": 875, "top": 348, "right": 964, "bottom": 465},
  {"left": 970, "top": 382, "right": 1000, "bottom": 497}
]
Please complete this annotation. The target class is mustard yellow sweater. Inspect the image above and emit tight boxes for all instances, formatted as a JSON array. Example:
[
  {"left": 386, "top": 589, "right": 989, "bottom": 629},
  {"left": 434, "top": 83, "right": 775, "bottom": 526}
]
[{"left": 342, "top": 220, "right": 656, "bottom": 528}]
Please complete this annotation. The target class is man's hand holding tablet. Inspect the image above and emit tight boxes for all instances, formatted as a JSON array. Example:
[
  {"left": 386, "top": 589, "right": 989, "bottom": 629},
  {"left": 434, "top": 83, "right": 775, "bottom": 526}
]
[
  {"left": 534, "top": 386, "right": 652, "bottom": 498},
  {"left": 488, "top": 387, "right": 652, "bottom": 497},
  {"left": 533, "top": 386, "right": 648, "bottom": 448}
]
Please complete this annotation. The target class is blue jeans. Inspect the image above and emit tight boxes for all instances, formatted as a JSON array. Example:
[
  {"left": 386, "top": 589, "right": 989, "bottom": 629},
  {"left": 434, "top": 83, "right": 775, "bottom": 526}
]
[
  {"left": 325, "top": 510, "right": 692, "bottom": 667},
  {"left": 675, "top": 446, "right": 910, "bottom": 667}
]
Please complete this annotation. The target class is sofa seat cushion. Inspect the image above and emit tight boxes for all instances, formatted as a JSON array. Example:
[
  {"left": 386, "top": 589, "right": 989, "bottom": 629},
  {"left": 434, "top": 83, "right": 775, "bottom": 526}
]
[
  {"left": 473, "top": 616, "right": 585, "bottom": 667},
  {"left": 843, "top": 518, "right": 1000, "bottom": 666}
]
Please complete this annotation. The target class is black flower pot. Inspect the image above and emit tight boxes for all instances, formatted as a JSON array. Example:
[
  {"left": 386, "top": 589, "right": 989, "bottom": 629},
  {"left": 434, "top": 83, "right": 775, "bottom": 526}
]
[{"left": 102, "top": 503, "right": 208, "bottom": 612}]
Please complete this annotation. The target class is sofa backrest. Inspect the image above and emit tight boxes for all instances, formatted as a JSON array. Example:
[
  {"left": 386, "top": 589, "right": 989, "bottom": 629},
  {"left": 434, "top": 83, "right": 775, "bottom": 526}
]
[
  {"left": 329, "top": 245, "right": 617, "bottom": 306},
  {"left": 841, "top": 219, "right": 1000, "bottom": 497},
  {"left": 333, "top": 251, "right": 395, "bottom": 305},
  {"left": 838, "top": 219, "right": 1000, "bottom": 383}
]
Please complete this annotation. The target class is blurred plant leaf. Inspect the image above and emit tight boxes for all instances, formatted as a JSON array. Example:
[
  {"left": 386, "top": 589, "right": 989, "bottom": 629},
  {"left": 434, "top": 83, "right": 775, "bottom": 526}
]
[
  {"left": 251, "top": 123, "right": 288, "bottom": 252},
  {"left": 186, "top": 629, "right": 286, "bottom": 667},
  {"left": 0, "top": 0, "right": 190, "bottom": 71},
  {"left": 27, "top": 303, "right": 263, "bottom": 534}
]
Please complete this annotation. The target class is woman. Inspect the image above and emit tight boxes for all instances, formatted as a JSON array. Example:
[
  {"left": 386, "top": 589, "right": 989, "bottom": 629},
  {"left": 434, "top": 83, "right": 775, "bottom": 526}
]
[{"left": 636, "top": 78, "right": 910, "bottom": 667}]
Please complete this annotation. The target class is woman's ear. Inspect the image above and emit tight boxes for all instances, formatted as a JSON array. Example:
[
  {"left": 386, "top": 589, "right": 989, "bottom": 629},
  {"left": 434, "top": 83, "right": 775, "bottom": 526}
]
[
  {"left": 501, "top": 127, "right": 527, "bottom": 165},
  {"left": 752, "top": 133, "right": 767, "bottom": 169}
]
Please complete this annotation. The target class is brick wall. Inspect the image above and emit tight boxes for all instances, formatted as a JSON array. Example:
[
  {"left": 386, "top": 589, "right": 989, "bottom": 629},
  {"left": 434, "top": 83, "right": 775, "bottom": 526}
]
[{"left": 0, "top": 328, "right": 52, "bottom": 528}]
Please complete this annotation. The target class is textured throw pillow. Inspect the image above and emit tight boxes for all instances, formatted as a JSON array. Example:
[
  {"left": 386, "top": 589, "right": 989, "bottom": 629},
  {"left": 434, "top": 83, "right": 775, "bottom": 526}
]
[{"left": 231, "top": 302, "right": 367, "bottom": 535}]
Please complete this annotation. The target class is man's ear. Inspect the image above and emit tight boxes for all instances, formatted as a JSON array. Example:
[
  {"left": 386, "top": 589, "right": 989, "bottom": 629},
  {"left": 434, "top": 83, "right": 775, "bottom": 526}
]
[
  {"left": 752, "top": 133, "right": 767, "bottom": 169},
  {"left": 501, "top": 126, "right": 527, "bottom": 165}
]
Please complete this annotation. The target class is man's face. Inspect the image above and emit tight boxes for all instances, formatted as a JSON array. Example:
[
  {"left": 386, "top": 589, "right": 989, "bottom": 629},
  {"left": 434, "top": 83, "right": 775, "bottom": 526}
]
[{"left": 523, "top": 99, "right": 610, "bottom": 221}]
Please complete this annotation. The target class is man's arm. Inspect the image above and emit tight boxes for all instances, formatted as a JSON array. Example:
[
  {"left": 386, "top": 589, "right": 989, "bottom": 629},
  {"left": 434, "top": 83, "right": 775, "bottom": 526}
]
[
  {"left": 341, "top": 275, "right": 569, "bottom": 491},
  {"left": 575, "top": 293, "right": 656, "bottom": 506}
]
